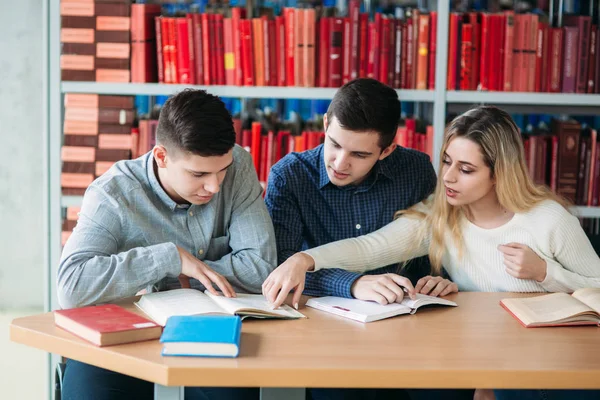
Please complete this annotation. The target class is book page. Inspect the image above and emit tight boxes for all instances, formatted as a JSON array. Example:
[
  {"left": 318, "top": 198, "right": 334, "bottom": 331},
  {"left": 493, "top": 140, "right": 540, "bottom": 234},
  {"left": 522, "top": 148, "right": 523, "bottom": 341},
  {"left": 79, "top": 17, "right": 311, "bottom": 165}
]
[
  {"left": 572, "top": 288, "right": 600, "bottom": 314},
  {"left": 135, "top": 289, "right": 225, "bottom": 326},
  {"left": 401, "top": 293, "right": 458, "bottom": 311},
  {"left": 205, "top": 292, "right": 306, "bottom": 319},
  {"left": 501, "top": 293, "right": 596, "bottom": 326},
  {"left": 305, "top": 296, "right": 412, "bottom": 322}
]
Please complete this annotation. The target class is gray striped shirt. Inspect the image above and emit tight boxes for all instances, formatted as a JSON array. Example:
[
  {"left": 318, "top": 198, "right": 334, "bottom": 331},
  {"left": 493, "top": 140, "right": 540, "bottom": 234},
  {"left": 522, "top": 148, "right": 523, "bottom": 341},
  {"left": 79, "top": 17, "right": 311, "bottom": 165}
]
[{"left": 58, "top": 145, "right": 277, "bottom": 309}]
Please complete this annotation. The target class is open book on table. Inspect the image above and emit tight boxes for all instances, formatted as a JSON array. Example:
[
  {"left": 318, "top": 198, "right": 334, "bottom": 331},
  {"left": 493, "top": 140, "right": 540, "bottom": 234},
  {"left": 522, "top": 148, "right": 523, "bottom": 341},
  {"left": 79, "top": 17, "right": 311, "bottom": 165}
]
[
  {"left": 500, "top": 288, "right": 600, "bottom": 327},
  {"left": 305, "top": 293, "right": 457, "bottom": 323},
  {"left": 135, "top": 289, "right": 306, "bottom": 326}
]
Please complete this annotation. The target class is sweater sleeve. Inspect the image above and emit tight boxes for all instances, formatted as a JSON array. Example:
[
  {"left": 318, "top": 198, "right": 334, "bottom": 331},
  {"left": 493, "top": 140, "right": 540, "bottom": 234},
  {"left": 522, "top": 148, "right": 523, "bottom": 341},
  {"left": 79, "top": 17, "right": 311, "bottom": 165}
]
[
  {"left": 303, "top": 203, "right": 431, "bottom": 273},
  {"left": 541, "top": 210, "right": 600, "bottom": 292}
]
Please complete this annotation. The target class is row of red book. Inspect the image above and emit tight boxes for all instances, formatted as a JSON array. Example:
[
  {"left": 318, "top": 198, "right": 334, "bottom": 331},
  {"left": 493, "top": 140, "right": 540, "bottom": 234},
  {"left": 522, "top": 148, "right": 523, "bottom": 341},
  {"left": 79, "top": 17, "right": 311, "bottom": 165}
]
[
  {"left": 447, "top": 11, "right": 600, "bottom": 93},
  {"left": 524, "top": 119, "right": 600, "bottom": 206}
]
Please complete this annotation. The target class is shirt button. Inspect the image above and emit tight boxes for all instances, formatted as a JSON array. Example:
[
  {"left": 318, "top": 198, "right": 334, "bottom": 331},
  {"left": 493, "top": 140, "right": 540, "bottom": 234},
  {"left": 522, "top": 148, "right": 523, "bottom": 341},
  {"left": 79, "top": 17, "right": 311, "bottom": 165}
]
[
  {"left": 189, "top": 211, "right": 194, "bottom": 216},
  {"left": 198, "top": 249, "right": 204, "bottom": 255},
  {"left": 356, "top": 224, "right": 361, "bottom": 230}
]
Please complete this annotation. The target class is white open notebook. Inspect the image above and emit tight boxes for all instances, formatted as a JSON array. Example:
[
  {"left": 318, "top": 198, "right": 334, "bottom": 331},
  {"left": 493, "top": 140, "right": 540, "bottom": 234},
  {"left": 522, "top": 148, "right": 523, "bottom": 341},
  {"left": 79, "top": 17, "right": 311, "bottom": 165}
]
[
  {"left": 306, "top": 294, "right": 457, "bottom": 323},
  {"left": 135, "top": 289, "right": 306, "bottom": 326}
]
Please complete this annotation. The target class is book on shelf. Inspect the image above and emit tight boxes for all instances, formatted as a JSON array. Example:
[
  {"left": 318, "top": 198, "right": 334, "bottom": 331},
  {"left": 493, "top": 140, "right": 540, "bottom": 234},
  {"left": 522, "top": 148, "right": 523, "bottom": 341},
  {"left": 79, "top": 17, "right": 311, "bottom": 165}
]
[
  {"left": 54, "top": 304, "right": 162, "bottom": 346},
  {"left": 135, "top": 288, "right": 306, "bottom": 326},
  {"left": 306, "top": 294, "right": 457, "bottom": 323},
  {"left": 160, "top": 315, "right": 242, "bottom": 358},
  {"left": 500, "top": 288, "right": 600, "bottom": 327}
]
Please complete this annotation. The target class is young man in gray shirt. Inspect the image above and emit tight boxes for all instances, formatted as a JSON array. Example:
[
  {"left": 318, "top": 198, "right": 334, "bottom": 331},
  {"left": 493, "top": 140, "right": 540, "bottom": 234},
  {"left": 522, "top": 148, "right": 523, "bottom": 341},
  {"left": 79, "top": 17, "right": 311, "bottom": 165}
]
[{"left": 58, "top": 89, "right": 276, "bottom": 400}]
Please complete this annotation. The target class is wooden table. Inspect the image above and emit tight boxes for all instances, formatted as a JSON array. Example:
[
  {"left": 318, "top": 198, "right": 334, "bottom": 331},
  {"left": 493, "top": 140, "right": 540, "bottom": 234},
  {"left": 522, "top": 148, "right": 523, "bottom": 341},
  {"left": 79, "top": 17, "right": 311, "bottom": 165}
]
[{"left": 10, "top": 293, "right": 600, "bottom": 399}]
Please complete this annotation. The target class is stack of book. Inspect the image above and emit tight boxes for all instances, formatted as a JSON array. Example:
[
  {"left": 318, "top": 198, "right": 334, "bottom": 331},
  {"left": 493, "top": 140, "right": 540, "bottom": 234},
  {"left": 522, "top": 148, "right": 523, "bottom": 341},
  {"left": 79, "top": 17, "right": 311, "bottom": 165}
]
[
  {"left": 61, "top": 93, "right": 135, "bottom": 195},
  {"left": 60, "top": 0, "right": 132, "bottom": 82}
]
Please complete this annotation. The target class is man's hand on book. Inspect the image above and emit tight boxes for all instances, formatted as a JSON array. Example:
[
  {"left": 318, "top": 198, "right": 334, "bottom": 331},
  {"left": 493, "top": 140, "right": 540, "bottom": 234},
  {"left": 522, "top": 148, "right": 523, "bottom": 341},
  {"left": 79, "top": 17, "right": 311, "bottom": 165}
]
[
  {"left": 351, "top": 274, "right": 416, "bottom": 305},
  {"left": 177, "top": 246, "right": 236, "bottom": 298},
  {"left": 262, "top": 252, "right": 315, "bottom": 309},
  {"left": 415, "top": 276, "right": 458, "bottom": 297},
  {"left": 498, "top": 242, "right": 547, "bottom": 282}
]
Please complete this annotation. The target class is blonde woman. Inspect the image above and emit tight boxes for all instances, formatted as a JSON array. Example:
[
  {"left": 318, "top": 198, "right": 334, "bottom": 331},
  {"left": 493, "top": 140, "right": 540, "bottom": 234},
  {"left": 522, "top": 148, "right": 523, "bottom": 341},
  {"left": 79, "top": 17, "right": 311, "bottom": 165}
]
[{"left": 263, "top": 106, "right": 600, "bottom": 400}]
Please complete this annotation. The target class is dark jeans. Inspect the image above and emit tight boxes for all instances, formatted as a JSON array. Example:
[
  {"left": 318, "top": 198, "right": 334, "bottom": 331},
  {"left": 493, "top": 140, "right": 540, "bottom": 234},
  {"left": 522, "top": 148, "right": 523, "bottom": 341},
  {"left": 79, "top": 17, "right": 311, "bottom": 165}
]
[
  {"left": 62, "top": 359, "right": 259, "bottom": 400},
  {"left": 494, "top": 389, "right": 600, "bottom": 400}
]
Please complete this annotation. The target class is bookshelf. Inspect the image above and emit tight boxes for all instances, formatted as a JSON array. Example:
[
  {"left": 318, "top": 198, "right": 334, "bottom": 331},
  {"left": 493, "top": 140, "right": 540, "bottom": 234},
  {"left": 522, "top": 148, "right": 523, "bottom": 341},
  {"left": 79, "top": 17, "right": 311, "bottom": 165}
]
[{"left": 43, "top": 1, "right": 600, "bottom": 398}]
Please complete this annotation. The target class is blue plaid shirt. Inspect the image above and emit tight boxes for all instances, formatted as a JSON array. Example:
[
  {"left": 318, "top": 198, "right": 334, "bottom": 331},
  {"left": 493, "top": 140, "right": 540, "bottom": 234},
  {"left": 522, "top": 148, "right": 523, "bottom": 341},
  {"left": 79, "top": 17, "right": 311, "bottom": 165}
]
[{"left": 265, "top": 144, "right": 437, "bottom": 298}]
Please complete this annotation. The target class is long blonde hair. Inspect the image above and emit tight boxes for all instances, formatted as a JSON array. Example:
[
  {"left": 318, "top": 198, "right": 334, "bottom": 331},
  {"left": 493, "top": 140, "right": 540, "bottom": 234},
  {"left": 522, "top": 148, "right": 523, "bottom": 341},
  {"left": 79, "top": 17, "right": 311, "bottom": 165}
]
[{"left": 398, "top": 106, "right": 569, "bottom": 275}]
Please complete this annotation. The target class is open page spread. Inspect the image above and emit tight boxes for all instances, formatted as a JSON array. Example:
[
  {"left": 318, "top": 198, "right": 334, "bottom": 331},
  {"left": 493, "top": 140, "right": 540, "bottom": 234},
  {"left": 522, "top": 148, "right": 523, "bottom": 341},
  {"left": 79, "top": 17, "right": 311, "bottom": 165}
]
[{"left": 205, "top": 291, "right": 306, "bottom": 319}]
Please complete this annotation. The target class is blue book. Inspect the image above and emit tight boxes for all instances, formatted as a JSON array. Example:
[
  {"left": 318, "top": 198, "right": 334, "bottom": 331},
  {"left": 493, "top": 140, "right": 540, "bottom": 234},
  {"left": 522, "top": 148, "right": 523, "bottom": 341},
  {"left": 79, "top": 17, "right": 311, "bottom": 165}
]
[{"left": 160, "top": 315, "right": 242, "bottom": 358}]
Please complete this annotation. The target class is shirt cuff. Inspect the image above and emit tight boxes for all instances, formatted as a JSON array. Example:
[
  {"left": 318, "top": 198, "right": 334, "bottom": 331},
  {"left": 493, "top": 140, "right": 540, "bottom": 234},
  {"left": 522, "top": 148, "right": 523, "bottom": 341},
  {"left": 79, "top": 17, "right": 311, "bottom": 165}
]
[
  {"left": 149, "top": 242, "right": 182, "bottom": 280},
  {"left": 539, "top": 258, "right": 570, "bottom": 293}
]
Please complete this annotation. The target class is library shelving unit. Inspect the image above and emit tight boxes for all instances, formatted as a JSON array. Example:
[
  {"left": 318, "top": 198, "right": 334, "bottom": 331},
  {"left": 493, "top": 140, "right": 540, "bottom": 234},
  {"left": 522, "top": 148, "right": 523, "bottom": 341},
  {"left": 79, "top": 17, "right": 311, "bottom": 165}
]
[{"left": 43, "top": 0, "right": 600, "bottom": 398}]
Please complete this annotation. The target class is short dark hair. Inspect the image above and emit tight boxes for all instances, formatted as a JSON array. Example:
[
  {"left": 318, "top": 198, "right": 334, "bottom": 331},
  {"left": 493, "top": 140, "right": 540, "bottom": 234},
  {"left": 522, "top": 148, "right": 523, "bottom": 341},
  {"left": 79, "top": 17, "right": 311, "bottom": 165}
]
[
  {"left": 156, "top": 89, "right": 236, "bottom": 157},
  {"left": 326, "top": 78, "right": 400, "bottom": 148}
]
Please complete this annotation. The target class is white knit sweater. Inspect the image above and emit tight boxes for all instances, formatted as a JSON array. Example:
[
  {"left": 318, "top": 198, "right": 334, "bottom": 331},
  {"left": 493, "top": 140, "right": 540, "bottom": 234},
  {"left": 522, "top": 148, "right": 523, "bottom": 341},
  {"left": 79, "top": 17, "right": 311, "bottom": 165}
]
[{"left": 304, "top": 200, "right": 600, "bottom": 293}]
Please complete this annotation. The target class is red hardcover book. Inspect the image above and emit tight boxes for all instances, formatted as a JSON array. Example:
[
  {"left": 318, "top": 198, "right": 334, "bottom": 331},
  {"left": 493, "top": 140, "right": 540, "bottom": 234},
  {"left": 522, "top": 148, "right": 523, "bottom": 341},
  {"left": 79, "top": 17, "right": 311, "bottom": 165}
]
[
  {"left": 547, "top": 27, "right": 563, "bottom": 92},
  {"left": 400, "top": 21, "right": 408, "bottom": 88},
  {"left": 201, "top": 13, "right": 211, "bottom": 85},
  {"left": 131, "top": 4, "right": 161, "bottom": 83},
  {"left": 154, "top": 16, "right": 164, "bottom": 83},
  {"left": 342, "top": 17, "right": 351, "bottom": 84},
  {"left": 240, "top": 19, "right": 254, "bottom": 86},
  {"left": 564, "top": 16, "right": 592, "bottom": 93},
  {"left": 503, "top": 12, "right": 515, "bottom": 91},
  {"left": 479, "top": 13, "right": 491, "bottom": 91},
  {"left": 185, "top": 14, "right": 196, "bottom": 85},
  {"left": 191, "top": 13, "right": 204, "bottom": 86},
  {"left": 329, "top": 17, "right": 343, "bottom": 87},
  {"left": 275, "top": 15, "right": 286, "bottom": 87},
  {"left": 251, "top": 122, "right": 262, "bottom": 172},
  {"left": 416, "top": 14, "right": 430, "bottom": 90},
  {"left": 467, "top": 12, "right": 480, "bottom": 91},
  {"left": 262, "top": 17, "right": 271, "bottom": 86},
  {"left": 166, "top": 17, "right": 179, "bottom": 84},
  {"left": 175, "top": 18, "right": 192, "bottom": 84},
  {"left": 54, "top": 304, "right": 162, "bottom": 347},
  {"left": 294, "top": 9, "right": 305, "bottom": 87},
  {"left": 393, "top": 18, "right": 402, "bottom": 88},
  {"left": 215, "top": 14, "right": 225, "bottom": 85},
  {"left": 269, "top": 19, "right": 278, "bottom": 87},
  {"left": 303, "top": 9, "right": 316, "bottom": 87},
  {"left": 379, "top": 16, "right": 391, "bottom": 85},
  {"left": 460, "top": 23, "right": 473, "bottom": 91},
  {"left": 562, "top": 27, "right": 580, "bottom": 93},
  {"left": 387, "top": 18, "right": 396, "bottom": 85},
  {"left": 252, "top": 18, "right": 265, "bottom": 86},
  {"left": 318, "top": 17, "right": 330, "bottom": 87},
  {"left": 231, "top": 8, "right": 245, "bottom": 86},
  {"left": 535, "top": 22, "right": 547, "bottom": 92},
  {"left": 588, "top": 25, "right": 597, "bottom": 93},
  {"left": 527, "top": 14, "right": 539, "bottom": 92},
  {"left": 358, "top": 13, "right": 369, "bottom": 78},
  {"left": 349, "top": 0, "right": 360, "bottom": 80},
  {"left": 447, "top": 12, "right": 460, "bottom": 91},
  {"left": 367, "top": 20, "right": 378, "bottom": 80},
  {"left": 403, "top": 13, "right": 412, "bottom": 87},
  {"left": 284, "top": 8, "right": 295, "bottom": 86},
  {"left": 428, "top": 12, "right": 437, "bottom": 90},
  {"left": 224, "top": 17, "right": 235, "bottom": 85}
]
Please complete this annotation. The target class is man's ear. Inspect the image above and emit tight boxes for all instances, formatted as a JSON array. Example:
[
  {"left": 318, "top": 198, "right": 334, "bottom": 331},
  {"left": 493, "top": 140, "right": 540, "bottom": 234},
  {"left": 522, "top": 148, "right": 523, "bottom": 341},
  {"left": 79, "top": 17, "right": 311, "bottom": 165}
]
[
  {"left": 323, "top": 113, "right": 328, "bottom": 131},
  {"left": 153, "top": 145, "right": 168, "bottom": 168},
  {"left": 378, "top": 143, "right": 397, "bottom": 161}
]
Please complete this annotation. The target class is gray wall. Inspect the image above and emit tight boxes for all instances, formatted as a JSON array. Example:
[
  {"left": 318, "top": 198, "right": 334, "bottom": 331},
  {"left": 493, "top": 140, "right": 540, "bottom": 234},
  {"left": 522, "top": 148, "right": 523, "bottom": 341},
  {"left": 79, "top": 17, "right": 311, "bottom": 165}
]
[{"left": 0, "top": 0, "right": 44, "bottom": 308}]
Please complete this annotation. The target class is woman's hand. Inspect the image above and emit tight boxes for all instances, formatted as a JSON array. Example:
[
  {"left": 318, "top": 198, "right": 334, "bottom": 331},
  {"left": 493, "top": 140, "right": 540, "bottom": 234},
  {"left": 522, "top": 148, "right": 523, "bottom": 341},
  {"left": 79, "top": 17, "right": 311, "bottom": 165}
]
[
  {"left": 498, "top": 243, "right": 547, "bottom": 282},
  {"left": 415, "top": 276, "right": 458, "bottom": 297},
  {"left": 262, "top": 252, "right": 315, "bottom": 309}
]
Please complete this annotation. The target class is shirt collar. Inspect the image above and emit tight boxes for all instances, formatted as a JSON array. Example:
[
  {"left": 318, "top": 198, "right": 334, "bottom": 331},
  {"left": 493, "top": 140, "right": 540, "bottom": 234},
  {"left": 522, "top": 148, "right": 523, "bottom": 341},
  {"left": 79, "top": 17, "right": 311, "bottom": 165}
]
[
  {"left": 146, "top": 153, "right": 189, "bottom": 212},
  {"left": 317, "top": 147, "right": 394, "bottom": 191}
]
